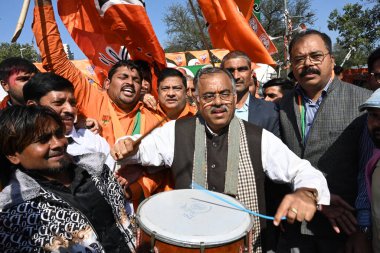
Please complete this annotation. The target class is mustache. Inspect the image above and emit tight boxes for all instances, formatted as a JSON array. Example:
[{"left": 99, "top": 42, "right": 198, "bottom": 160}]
[
  {"left": 210, "top": 104, "right": 229, "bottom": 113},
  {"left": 61, "top": 112, "right": 75, "bottom": 121},
  {"left": 46, "top": 148, "right": 66, "bottom": 159},
  {"left": 300, "top": 67, "right": 321, "bottom": 77}
]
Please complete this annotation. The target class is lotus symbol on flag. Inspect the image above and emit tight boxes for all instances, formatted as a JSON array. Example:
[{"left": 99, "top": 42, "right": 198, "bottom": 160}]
[{"left": 99, "top": 46, "right": 129, "bottom": 67}]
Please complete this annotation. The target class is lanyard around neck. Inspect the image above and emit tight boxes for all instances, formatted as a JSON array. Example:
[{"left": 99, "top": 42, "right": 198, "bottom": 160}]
[{"left": 297, "top": 95, "right": 306, "bottom": 141}]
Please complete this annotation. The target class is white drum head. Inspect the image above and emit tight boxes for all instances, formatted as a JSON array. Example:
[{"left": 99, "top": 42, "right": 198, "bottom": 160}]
[{"left": 137, "top": 189, "right": 253, "bottom": 247}]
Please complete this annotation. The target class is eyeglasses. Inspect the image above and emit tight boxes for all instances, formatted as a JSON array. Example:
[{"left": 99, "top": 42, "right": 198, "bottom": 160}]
[
  {"left": 291, "top": 51, "right": 330, "bottom": 67},
  {"left": 371, "top": 72, "right": 380, "bottom": 84},
  {"left": 199, "top": 91, "right": 234, "bottom": 103}
]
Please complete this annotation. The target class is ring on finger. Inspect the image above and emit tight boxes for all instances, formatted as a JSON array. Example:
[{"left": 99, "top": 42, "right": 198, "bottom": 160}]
[{"left": 289, "top": 207, "right": 298, "bottom": 215}]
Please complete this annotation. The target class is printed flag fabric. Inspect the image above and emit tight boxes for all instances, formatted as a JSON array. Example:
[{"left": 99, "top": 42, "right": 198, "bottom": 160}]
[
  {"left": 235, "top": 0, "right": 255, "bottom": 20},
  {"left": 248, "top": 14, "right": 278, "bottom": 55},
  {"left": 254, "top": 0, "right": 261, "bottom": 20},
  {"left": 197, "top": 0, "right": 275, "bottom": 65},
  {"left": 57, "top": 0, "right": 166, "bottom": 95}
]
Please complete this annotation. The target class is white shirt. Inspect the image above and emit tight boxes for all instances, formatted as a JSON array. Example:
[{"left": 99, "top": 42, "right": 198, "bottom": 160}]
[
  {"left": 119, "top": 120, "right": 330, "bottom": 205},
  {"left": 66, "top": 127, "right": 110, "bottom": 156}
]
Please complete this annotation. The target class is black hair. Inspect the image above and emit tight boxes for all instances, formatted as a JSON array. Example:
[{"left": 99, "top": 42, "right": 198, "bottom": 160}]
[
  {"left": 334, "top": 65, "right": 344, "bottom": 75},
  {"left": 262, "top": 78, "right": 295, "bottom": 92},
  {"left": 0, "top": 57, "right": 39, "bottom": 83},
  {"left": 23, "top": 72, "right": 74, "bottom": 102},
  {"left": 289, "top": 30, "right": 332, "bottom": 56},
  {"left": 368, "top": 47, "right": 380, "bottom": 73},
  {"left": 0, "top": 105, "right": 65, "bottom": 156},
  {"left": 107, "top": 60, "right": 143, "bottom": 82},
  {"left": 157, "top": 68, "right": 187, "bottom": 89},
  {"left": 134, "top": 60, "right": 152, "bottom": 83}
]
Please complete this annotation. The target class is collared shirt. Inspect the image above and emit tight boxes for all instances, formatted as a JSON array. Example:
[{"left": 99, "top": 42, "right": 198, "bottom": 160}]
[
  {"left": 121, "top": 120, "right": 330, "bottom": 205},
  {"left": 66, "top": 127, "right": 110, "bottom": 156},
  {"left": 235, "top": 94, "right": 250, "bottom": 121},
  {"left": 296, "top": 80, "right": 331, "bottom": 142},
  {"left": 30, "top": 165, "right": 129, "bottom": 252},
  {"left": 155, "top": 103, "right": 197, "bottom": 123},
  {"left": 356, "top": 125, "right": 375, "bottom": 226}
]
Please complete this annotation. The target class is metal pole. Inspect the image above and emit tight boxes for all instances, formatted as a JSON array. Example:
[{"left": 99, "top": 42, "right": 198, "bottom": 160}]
[
  {"left": 283, "top": 0, "right": 291, "bottom": 75},
  {"left": 188, "top": 0, "right": 215, "bottom": 67}
]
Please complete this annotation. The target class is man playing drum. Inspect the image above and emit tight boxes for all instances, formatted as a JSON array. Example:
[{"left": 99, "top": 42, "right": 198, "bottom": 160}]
[{"left": 112, "top": 67, "right": 330, "bottom": 252}]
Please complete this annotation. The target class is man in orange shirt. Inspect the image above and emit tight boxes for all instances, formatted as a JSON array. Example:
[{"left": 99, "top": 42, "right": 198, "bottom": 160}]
[
  {"left": 116, "top": 68, "right": 197, "bottom": 205},
  {"left": 33, "top": 0, "right": 161, "bottom": 145},
  {"left": 155, "top": 68, "right": 196, "bottom": 122}
]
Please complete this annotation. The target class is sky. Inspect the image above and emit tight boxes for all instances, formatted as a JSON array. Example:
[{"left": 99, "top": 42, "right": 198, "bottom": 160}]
[{"left": 0, "top": 0, "right": 363, "bottom": 60}]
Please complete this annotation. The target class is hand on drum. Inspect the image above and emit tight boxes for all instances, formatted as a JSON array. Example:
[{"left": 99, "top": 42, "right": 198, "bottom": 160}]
[
  {"left": 111, "top": 137, "right": 138, "bottom": 161},
  {"left": 273, "top": 188, "right": 318, "bottom": 226}
]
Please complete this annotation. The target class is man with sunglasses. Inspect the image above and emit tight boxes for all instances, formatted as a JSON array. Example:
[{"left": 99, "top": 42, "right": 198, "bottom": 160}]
[
  {"left": 111, "top": 67, "right": 330, "bottom": 252},
  {"left": 278, "top": 30, "right": 372, "bottom": 252}
]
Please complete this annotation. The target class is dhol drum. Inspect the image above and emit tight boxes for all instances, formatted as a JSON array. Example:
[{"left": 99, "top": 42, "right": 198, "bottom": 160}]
[{"left": 136, "top": 189, "right": 253, "bottom": 253}]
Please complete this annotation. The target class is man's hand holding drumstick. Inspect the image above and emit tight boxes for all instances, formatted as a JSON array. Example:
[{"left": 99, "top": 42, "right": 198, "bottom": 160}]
[{"left": 111, "top": 118, "right": 168, "bottom": 198}]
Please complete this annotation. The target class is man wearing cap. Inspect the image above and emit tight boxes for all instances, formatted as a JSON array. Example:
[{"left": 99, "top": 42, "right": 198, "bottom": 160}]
[
  {"left": 358, "top": 89, "right": 380, "bottom": 252},
  {"left": 221, "top": 51, "right": 280, "bottom": 137}
]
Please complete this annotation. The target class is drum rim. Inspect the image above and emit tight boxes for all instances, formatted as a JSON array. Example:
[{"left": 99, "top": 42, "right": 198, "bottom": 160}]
[{"left": 136, "top": 189, "right": 254, "bottom": 248}]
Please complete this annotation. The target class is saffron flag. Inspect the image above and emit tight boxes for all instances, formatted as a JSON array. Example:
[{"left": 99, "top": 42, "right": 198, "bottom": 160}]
[
  {"left": 235, "top": 0, "right": 255, "bottom": 20},
  {"left": 57, "top": 0, "right": 166, "bottom": 95},
  {"left": 197, "top": 0, "right": 276, "bottom": 65},
  {"left": 248, "top": 14, "right": 278, "bottom": 55}
]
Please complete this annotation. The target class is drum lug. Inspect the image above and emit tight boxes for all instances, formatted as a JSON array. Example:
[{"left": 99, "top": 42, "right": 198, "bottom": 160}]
[
  {"left": 150, "top": 231, "right": 157, "bottom": 253},
  {"left": 200, "top": 242, "right": 205, "bottom": 253},
  {"left": 243, "top": 232, "right": 249, "bottom": 253}
]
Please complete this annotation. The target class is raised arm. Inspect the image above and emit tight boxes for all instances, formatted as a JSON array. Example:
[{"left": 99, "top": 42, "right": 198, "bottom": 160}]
[{"left": 32, "top": 0, "right": 101, "bottom": 116}]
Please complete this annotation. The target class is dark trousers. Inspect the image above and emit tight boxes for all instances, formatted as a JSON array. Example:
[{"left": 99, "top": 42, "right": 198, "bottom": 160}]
[{"left": 276, "top": 232, "right": 346, "bottom": 253}]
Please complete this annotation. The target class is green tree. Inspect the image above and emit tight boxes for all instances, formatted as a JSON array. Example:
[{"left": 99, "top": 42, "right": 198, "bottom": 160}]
[
  {"left": 0, "top": 43, "right": 39, "bottom": 62},
  {"left": 162, "top": 0, "right": 315, "bottom": 63},
  {"left": 260, "top": 0, "right": 315, "bottom": 37},
  {"left": 162, "top": 2, "right": 211, "bottom": 52},
  {"left": 259, "top": 0, "right": 316, "bottom": 64},
  {"left": 328, "top": 1, "right": 379, "bottom": 68}
]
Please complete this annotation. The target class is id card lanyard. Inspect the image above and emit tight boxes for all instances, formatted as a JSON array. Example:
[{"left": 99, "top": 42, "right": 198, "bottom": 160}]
[{"left": 297, "top": 95, "right": 306, "bottom": 142}]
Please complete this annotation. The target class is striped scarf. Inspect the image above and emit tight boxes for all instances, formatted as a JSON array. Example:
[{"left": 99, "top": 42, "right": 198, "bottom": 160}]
[{"left": 192, "top": 116, "right": 262, "bottom": 252}]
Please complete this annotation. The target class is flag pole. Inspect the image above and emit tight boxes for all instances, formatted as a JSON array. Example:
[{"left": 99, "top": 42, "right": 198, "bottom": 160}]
[
  {"left": 188, "top": 0, "right": 215, "bottom": 67},
  {"left": 11, "top": 0, "right": 31, "bottom": 43}
]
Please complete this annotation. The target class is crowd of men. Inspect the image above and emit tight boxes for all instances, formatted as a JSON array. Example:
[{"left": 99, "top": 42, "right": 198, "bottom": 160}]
[{"left": 0, "top": 0, "right": 380, "bottom": 252}]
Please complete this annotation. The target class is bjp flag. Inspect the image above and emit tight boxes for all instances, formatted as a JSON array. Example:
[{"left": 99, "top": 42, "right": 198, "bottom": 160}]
[
  {"left": 198, "top": 0, "right": 275, "bottom": 65},
  {"left": 57, "top": 0, "right": 166, "bottom": 95},
  {"left": 248, "top": 14, "right": 278, "bottom": 55},
  {"left": 235, "top": 0, "right": 255, "bottom": 20}
]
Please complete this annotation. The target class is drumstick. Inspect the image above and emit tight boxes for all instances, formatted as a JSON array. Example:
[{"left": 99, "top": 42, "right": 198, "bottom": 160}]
[
  {"left": 192, "top": 182, "right": 286, "bottom": 221},
  {"left": 113, "top": 115, "right": 169, "bottom": 162},
  {"left": 132, "top": 115, "right": 169, "bottom": 146},
  {"left": 11, "top": 0, "right": 31, "bottom": 42}
]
